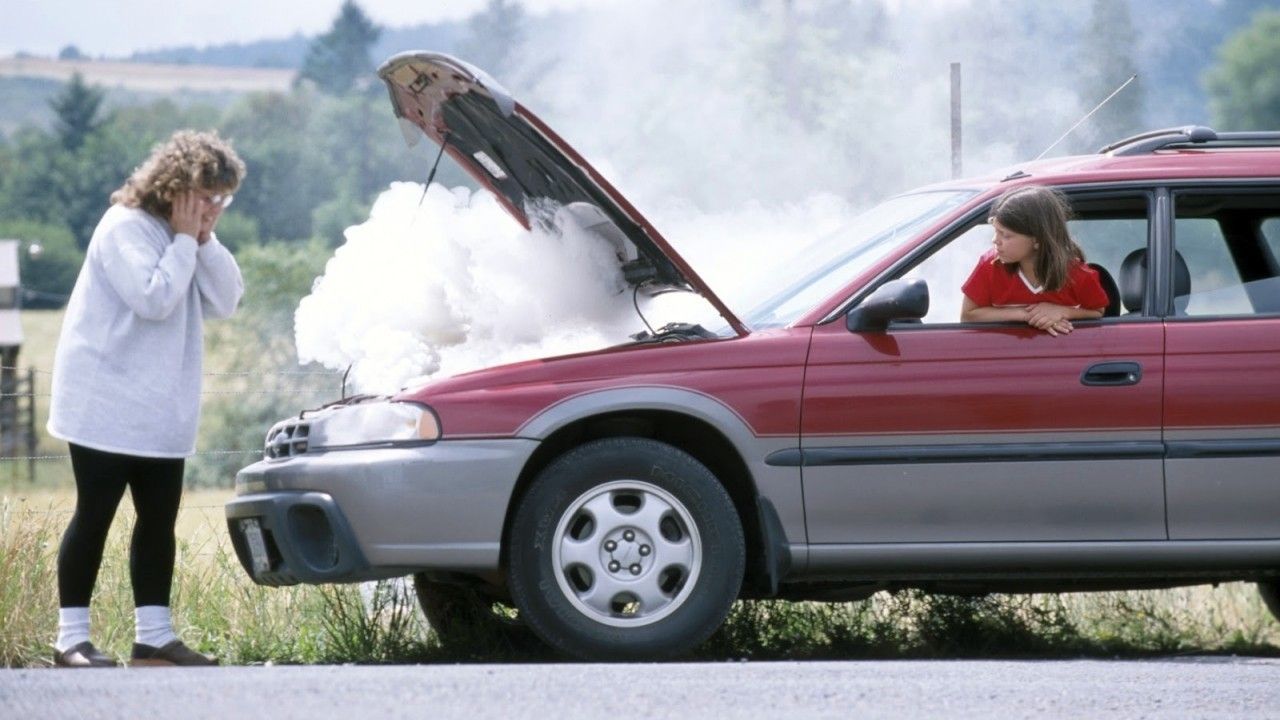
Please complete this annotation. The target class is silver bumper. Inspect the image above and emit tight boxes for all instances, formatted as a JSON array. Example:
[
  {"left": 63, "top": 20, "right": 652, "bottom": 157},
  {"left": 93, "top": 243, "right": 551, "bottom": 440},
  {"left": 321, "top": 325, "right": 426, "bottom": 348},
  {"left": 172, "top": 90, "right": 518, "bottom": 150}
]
[{"left": 225, "top": 438, "right": 538, "bottom": 584}]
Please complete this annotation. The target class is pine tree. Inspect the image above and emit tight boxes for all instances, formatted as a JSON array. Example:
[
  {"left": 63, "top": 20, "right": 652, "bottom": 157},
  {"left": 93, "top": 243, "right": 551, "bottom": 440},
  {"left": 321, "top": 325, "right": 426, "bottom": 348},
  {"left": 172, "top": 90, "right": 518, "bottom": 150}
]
[
  {"left": 298, "top": 0, "right": 382, "bottom": 95},
  {"left": 48, "top": 72, "right": 105, "bottom": 151},
  {"left": 1205, "top": 10, "right": 1280, "bottom": 131},
  {"left": 458, "top": 0, "right": 527, "bottom": 79}
]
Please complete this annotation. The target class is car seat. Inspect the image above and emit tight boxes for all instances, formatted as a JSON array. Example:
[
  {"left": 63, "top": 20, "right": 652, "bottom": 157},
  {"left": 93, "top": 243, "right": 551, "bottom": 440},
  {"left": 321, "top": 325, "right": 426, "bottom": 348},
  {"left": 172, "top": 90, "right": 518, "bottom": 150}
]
[
  {"left": 1087, "top": 263, "right": 1122, "bottom": 317},
  {"left": 1119, "top": 249, "right": 1191, "bottom": 314}
]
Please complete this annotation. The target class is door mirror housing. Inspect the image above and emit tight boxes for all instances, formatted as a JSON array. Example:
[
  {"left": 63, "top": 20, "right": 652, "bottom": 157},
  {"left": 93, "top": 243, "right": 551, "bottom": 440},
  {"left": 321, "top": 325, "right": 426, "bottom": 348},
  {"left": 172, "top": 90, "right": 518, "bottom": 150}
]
[{"left": 845, "top": 278, "right": 930, "bottom": 332}]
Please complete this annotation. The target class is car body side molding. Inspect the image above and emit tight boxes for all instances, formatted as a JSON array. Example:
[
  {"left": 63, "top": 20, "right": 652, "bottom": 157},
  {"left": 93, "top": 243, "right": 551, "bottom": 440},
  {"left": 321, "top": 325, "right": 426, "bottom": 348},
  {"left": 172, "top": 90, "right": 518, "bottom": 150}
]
[{"left": 765, "top": 440, "right": 1167, "bottom": 467}]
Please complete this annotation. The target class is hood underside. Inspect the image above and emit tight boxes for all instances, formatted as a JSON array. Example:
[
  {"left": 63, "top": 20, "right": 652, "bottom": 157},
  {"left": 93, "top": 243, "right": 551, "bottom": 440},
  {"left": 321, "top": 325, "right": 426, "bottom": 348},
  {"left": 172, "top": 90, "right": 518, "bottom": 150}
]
[{"left": 376, "top": 51, "right": 747, "bottom": 336}]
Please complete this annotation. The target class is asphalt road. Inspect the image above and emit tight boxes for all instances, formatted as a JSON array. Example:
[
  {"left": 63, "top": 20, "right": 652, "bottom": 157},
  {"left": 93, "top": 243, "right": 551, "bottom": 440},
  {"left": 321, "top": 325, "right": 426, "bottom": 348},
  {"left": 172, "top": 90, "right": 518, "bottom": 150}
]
[{"left": 3, "top": 657, "right": 1278, "bottom": 719}]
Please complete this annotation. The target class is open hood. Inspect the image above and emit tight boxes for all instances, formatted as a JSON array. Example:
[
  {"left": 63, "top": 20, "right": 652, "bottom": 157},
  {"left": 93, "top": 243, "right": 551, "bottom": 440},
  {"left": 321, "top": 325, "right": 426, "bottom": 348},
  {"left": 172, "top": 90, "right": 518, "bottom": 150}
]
[{"left": 377, "top": 51, "right": 747, "bottom": 337}]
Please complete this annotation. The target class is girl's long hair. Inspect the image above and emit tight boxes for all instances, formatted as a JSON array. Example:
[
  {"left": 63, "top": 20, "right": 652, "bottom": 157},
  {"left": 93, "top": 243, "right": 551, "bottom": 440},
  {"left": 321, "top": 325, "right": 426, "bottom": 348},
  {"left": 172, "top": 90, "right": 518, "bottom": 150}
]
[{"left": 988, "top": 185, "right": 1085, "bottom": 292}]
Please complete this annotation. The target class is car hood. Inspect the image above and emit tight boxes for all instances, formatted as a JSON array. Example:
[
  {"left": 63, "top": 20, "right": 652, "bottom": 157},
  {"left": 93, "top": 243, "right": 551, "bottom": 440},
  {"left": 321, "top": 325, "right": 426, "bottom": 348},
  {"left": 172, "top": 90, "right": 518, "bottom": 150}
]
[{"left": 377, "top": 51, "right": 747, "bottom": 336}]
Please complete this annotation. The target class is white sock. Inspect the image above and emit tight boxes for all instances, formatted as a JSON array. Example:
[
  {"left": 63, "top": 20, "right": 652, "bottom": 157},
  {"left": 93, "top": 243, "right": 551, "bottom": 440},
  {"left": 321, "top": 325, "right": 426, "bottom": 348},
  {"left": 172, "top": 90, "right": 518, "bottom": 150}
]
[
  {"left": 135, "top": 605, "right": 178, "bottom": 648},
  {"left": 56, "top": 607, "right": 91, "bottom": 652}
]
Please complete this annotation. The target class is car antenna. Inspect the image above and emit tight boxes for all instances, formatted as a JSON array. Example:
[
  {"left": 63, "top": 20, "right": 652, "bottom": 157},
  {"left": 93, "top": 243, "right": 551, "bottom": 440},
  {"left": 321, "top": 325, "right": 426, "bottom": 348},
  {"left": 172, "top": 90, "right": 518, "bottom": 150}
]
[
  {"left": 341, "top": 363, "right": 352, "bottom": 400},
  {"left": 418, "top": 131, "right": 451, "bottom": 208},
  {"left": 1034, "top": 74, "right": 1138, "bottom": 160}
]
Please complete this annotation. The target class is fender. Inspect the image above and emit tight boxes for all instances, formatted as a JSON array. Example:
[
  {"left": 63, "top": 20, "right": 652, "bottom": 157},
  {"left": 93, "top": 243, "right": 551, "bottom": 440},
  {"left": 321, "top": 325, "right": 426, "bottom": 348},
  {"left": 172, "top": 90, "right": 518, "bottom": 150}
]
[{"left": 515, "top": 385, "right": 809, "bottom": 559}]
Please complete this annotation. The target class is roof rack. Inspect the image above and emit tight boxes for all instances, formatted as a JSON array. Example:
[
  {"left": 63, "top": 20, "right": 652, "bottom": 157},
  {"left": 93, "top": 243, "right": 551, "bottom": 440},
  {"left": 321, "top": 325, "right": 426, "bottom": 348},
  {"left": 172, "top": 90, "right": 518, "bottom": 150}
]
[{"left": 1100, "top": 126, "right": 1280, "bottom": 156}]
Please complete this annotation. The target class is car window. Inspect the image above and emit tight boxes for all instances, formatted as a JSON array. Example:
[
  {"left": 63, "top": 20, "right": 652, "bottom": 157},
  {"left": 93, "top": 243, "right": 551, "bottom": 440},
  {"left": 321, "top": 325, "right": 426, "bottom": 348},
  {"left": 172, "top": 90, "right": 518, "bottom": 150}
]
[
  {"left": 1262, "top": 217, "right": 1280, "bottom": 261},
  {"left": 902, "top": 223, "right": 989, "bottom": 323},
  {"left": 1171, "top": 218, "right": 1251, "bottom": 315},
  {"left": 1173, "top": 192, "right": 1280, "bottom": 317},
  {"left": 740, "top": 190, "right": 976, "bottom": 329},
  {"left": 902, "top": 195, "right": 1148, "bottom": 324}
]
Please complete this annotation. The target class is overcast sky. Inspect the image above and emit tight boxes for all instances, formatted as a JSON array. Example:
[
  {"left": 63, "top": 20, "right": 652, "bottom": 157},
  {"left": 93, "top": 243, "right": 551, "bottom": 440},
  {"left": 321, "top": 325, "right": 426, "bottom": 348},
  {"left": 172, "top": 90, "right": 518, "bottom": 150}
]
[{"left": 0, "top": 0, "right": 600, "bottom": 57}]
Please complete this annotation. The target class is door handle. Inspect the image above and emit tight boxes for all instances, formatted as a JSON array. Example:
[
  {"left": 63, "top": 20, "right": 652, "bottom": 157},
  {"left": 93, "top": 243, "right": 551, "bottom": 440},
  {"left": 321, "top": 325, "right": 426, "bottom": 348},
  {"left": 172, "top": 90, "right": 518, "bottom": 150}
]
[{"left": 1081, "top": 361, "right": 1142, "bottom": 387}]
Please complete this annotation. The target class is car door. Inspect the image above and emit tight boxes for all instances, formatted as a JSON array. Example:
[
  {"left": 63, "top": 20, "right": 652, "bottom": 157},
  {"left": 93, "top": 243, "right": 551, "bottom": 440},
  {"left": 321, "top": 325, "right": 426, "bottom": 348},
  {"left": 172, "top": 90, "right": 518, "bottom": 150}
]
[
  {"left": 1163, "top": 185, "right": 1280, "bottom": 540},
  {"left": 798, "top": 191, "right": 1167, "bottom": 544}
]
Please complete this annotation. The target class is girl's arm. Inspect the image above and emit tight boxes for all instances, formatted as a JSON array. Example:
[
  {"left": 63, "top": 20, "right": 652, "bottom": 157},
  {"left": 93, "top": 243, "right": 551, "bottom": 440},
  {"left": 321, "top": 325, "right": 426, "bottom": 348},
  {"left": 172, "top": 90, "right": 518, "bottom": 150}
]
[{"left": 960, "top": 296, "right": 1029, "bottom": 323}]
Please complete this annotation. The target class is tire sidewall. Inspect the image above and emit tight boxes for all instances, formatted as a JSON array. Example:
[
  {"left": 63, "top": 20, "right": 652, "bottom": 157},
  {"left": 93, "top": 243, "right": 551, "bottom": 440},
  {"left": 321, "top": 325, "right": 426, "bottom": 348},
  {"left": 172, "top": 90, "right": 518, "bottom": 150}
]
[{"left": 508, "top": 437, "right": 744, "bottom": 660}]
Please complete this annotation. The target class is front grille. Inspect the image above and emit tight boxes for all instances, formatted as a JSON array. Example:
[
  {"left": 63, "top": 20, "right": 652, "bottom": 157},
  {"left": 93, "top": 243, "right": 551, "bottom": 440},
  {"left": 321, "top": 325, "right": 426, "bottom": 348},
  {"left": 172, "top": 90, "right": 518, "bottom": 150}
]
[{"left": 264, "top": 420, "right": 310, "bottom": 459}]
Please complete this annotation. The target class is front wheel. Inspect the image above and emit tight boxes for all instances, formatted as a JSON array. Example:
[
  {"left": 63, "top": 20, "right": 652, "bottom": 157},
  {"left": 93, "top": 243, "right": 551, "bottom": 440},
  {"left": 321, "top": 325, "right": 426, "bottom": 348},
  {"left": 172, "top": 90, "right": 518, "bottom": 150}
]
[
  {"left": 1260, "top": 581, "right": 1280, "bottom": 623},
  {"left": 507, "top": 437, "right": 745, "bottom": 661}
]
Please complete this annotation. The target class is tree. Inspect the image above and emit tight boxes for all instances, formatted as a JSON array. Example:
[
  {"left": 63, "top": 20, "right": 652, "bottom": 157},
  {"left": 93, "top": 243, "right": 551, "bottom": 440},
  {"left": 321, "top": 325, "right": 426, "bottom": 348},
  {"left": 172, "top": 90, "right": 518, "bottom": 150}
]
[
  {"left": 58, "top": 45, "right": 86, "bottom": 61},
  {"left": 297, "top": 0, "right": 382, "bottom": 95},
  {"left": 1074, "top": 0, "right": 1145, "bottom": 151},
  {"left": 219, "top": 91, "right": 329, "bottom": 241},
  {"left": 1205, "top": 10, "right": 1280, "bottom": 130},
  {"left": 48, "top": 72, "right": 105, "bottom": 151},
  {"left": 458, "top": 0, "right": 526, "bottom": 79}
]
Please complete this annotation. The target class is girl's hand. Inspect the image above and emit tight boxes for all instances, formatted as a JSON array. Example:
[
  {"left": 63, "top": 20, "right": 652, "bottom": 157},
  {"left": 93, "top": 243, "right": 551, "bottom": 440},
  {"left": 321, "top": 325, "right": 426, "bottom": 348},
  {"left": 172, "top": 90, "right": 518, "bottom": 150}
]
[
  {"left": 169, "top": 192, "right": 202, "bottom": 239},
  {"left": 1026, "top": 302, "right": 1073, "bottom": 336}
]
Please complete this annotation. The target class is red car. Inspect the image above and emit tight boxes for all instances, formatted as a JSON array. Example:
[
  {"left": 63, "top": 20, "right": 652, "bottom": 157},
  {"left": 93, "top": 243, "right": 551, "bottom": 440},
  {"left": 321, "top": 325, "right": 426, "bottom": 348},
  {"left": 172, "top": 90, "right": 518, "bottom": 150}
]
[{"left": 227, "top": 52, "right": 1280, "bottom": 660}]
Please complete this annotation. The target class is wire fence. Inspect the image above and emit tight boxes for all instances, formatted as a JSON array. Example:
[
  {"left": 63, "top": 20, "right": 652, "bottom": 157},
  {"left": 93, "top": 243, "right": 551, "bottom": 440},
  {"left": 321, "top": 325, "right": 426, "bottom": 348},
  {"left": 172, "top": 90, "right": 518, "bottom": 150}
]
[{"left": 0, "top": 364, "right": 345, "bottom": 481}]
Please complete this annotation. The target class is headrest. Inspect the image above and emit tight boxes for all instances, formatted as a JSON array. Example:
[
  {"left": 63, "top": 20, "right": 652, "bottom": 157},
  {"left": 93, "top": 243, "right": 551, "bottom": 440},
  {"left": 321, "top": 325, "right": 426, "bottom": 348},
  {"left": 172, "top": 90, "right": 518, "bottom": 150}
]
[
  {"left": 1118, "top": 249, "right": 1191, "bottom": 314},
  {"left": 1086, "top": 263, "right": 1121, "bottom": 317}
]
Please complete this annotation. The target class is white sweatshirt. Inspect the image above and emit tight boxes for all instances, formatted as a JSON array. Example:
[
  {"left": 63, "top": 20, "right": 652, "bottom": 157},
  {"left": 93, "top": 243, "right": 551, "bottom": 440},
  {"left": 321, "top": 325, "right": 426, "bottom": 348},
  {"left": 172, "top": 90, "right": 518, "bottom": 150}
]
[{"left": 48, "top": 204, "right": 244, "bottom": 458}]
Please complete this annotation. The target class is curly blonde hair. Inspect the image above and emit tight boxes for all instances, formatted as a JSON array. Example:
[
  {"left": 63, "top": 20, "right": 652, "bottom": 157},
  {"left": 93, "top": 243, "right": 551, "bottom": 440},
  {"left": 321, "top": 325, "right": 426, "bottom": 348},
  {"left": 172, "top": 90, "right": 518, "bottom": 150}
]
[{"left": 111, "top": 130, "right": 246, "bottom": 219}]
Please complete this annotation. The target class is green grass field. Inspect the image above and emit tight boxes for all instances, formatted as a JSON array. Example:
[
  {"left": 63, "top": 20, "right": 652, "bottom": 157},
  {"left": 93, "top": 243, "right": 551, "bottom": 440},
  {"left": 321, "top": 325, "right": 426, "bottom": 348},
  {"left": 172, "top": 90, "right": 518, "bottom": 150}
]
[{"left": 2, "top": 310, "right": 1277, "bottom": 667}]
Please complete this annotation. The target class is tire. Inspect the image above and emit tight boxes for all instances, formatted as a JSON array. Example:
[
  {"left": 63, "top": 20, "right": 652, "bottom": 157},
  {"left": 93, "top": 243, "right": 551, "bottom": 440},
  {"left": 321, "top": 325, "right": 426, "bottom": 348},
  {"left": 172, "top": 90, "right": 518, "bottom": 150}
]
[
  {"left": 1260, "top": 581, "right": 1280, "bottom": 623},
  {"left": 413, "top": 575, "right": 534, "bottom": 654},
  {"left": 507, "top": 437, "right": 745, "bottom": 661}
]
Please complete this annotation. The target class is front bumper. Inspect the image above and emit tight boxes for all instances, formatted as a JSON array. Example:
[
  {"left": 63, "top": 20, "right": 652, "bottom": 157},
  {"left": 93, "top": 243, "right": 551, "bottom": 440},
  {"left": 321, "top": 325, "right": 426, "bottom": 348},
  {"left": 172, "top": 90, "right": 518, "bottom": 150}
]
[{"left": 225, "top": 439, "right": 539, "bottom": 586}]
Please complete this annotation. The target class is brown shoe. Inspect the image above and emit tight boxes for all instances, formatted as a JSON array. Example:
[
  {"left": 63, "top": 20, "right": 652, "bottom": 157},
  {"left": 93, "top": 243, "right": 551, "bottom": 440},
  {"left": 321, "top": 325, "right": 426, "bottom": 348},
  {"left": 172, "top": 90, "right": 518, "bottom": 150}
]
[
  {"left": 53, "top": 641, "right": 119, "bottom": 668},
  {"left": 130, "top": 640, "right": 219, "bottom": 667}
]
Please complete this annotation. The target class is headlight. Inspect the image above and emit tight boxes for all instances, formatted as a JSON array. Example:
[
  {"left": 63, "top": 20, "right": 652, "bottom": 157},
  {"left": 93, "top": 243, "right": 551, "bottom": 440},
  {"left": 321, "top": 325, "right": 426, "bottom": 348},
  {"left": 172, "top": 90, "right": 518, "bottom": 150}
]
[{"left": 307, "top": 400, "right": 441, "bottom": 450}]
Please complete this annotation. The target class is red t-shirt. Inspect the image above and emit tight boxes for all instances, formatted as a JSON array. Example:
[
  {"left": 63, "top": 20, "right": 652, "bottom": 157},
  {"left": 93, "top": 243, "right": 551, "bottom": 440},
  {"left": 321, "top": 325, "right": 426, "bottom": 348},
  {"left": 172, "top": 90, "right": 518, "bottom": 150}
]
[{"left": 961, "top": 249, "right": 1109, "bottom": 309}]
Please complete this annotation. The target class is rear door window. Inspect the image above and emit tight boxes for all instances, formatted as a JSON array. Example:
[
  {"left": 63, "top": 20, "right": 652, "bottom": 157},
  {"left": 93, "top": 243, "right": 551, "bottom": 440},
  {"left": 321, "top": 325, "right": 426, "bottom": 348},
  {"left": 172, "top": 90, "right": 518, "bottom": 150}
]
[{"left": 1172, "top": 191, "right": 1280, "bottom": 317}]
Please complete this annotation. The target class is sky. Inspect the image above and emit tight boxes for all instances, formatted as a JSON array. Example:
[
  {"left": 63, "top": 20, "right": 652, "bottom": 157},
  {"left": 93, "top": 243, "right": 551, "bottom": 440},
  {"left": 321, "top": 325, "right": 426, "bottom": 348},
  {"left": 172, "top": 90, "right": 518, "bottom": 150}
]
[{"left": 0, "top": 0, "right": 601, "bottom": 57}]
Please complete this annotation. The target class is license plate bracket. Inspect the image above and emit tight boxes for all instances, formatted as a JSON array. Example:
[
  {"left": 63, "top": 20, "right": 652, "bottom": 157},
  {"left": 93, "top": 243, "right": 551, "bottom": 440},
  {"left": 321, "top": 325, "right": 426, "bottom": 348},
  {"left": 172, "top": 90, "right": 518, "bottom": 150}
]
[{"left": 241, "top": 518, "right": 271, "bottom": 575}]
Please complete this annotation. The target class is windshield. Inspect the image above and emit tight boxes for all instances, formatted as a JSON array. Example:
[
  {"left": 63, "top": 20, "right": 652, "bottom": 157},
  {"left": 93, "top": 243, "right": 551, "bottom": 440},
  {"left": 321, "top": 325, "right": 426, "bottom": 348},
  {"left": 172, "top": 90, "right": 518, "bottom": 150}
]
[{"left": 740, "top": 190, "right": 976, "bottom": 329}]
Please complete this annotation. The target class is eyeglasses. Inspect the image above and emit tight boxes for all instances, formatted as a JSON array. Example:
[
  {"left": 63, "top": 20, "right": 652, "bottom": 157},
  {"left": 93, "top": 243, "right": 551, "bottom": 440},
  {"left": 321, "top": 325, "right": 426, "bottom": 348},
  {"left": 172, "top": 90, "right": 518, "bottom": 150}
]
[{"left": 201, "top": 193, "right": 234, "bottom": 209}]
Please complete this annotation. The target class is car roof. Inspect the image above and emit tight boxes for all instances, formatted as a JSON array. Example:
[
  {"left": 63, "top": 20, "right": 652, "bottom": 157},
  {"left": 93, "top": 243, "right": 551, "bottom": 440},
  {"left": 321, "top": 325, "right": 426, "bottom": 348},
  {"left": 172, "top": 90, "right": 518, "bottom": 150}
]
[{"left": 920, "top": 147, "right": 1280, "bottom": 195}]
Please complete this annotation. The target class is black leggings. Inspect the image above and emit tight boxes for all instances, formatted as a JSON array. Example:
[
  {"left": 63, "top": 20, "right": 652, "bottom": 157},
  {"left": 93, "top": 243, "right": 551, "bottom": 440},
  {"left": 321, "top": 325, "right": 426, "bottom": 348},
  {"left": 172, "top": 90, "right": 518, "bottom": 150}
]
[{"left": 57, "top": 443, "right": 185, "bottom": 608}]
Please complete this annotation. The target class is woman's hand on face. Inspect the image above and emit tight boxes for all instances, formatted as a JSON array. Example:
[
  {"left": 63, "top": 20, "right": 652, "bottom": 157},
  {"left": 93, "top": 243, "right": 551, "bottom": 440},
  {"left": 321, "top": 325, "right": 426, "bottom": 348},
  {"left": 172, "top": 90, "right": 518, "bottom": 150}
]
[
  {"left": 197, "top": 201, "right": 224, "bottom": 245},
  {"left": 169, "top": 192, "right": 202, "bottom": 239}
]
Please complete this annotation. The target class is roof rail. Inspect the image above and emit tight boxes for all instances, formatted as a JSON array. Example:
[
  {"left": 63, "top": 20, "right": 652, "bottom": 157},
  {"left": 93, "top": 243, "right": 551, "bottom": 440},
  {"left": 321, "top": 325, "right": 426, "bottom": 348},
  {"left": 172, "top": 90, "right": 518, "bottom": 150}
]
[{"left": 1100, "top": 126, "right": 1280, "bottom": 155}]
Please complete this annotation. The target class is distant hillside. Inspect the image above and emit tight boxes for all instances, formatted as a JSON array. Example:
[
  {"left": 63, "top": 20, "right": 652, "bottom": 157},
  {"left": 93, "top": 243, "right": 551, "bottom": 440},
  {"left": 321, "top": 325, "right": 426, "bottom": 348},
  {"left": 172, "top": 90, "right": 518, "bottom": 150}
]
[
  {"left": 0, "top": 56, "right": 293, "bottom": 92},
  {"left": 131, "top": 33, "right": 311, "bottom": 69},
  {"left": 129, "top": 20, "right": 467, "bottom": 69},
  {"left": 0, "top": 57, "right": 283, "bottom": 136}
]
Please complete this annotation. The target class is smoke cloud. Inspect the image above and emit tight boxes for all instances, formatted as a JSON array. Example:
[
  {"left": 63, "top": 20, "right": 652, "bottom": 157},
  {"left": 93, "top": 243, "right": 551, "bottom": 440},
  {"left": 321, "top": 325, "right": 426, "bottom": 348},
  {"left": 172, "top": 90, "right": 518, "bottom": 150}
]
[{"left": 295, "top": 183, "right": 644, "bottom": 393}]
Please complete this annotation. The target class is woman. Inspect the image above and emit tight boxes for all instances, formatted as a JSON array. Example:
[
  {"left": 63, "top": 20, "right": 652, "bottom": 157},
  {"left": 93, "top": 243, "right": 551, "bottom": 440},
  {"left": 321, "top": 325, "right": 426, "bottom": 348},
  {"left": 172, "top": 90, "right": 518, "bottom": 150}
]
[
  {"left": 48, "top": 130, "right": 245, "bottom": 667},
  {"left": 960, "top": 185, "right": 1108, "bottom": 336}
]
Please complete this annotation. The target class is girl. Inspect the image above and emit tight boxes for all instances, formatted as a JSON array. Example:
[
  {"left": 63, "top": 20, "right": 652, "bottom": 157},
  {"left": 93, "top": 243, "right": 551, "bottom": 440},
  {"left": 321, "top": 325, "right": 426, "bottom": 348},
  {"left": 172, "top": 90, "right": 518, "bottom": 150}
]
[{"left": 960, "top": 185, "right": 1108, "bottom": 336}]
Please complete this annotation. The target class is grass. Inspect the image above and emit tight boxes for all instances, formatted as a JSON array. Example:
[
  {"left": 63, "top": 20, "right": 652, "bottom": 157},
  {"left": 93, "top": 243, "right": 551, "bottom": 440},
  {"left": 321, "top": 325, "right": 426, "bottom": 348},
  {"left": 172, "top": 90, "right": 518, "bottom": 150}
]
[
  {"left": 3, "top": 311, "right": 1278, "bottom": 666},
  {"left": 2, "top": 485, "right": 1277, "bottom": 668},
  {"left": 0, "top": 491, "right": 437, "bottom": 667}
]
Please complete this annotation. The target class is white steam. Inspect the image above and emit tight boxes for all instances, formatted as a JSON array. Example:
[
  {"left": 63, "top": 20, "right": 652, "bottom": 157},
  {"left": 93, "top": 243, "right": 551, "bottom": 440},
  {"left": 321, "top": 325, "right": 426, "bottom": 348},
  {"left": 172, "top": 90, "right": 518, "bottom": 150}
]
[{"left": 295, "top": 183, "right": 639, "bottom": 394}]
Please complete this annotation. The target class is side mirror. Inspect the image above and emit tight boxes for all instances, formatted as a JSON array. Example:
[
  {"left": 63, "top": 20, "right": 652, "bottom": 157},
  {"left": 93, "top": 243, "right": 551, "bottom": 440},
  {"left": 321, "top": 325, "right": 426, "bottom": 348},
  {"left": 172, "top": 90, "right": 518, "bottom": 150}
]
[{"left": 845, "top": 278, "right": 929, "bottom": 332}]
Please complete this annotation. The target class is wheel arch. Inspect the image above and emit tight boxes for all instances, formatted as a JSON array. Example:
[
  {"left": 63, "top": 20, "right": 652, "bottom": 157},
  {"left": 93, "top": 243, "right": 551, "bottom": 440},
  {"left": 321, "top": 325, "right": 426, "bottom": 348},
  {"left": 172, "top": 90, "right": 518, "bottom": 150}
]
[{"left": 500, "top": 387, "right": 785, "bottom": 597}]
